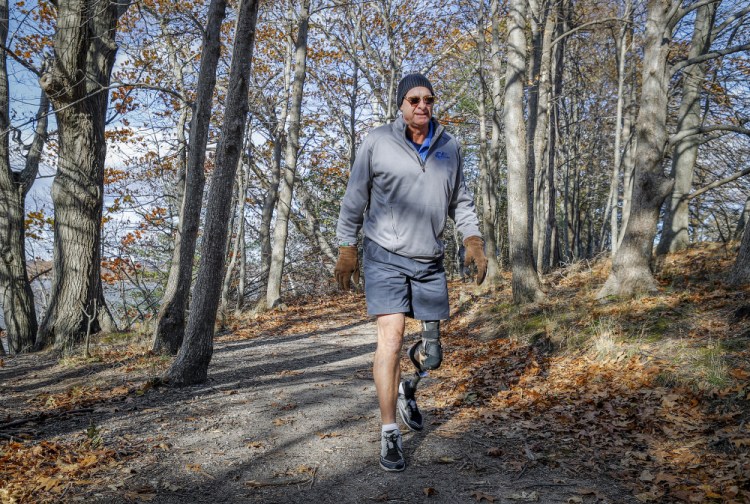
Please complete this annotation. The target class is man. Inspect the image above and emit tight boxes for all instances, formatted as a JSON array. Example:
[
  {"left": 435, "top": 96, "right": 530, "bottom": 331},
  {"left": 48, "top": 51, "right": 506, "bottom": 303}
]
[{"left": 334, "top": 73, "right": 487, "bottom": 472}]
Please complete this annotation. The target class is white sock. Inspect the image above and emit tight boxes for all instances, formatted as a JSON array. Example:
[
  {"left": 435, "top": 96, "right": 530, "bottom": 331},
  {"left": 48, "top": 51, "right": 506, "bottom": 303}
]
[{"left": 382, "top": 423, "right": 399, "bottom": 433}]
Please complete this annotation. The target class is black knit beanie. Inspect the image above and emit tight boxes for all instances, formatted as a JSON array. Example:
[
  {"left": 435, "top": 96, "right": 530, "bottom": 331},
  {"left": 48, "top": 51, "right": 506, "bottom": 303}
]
[{"left": 396, "top": 73, "right": 434, "bottom": 107}]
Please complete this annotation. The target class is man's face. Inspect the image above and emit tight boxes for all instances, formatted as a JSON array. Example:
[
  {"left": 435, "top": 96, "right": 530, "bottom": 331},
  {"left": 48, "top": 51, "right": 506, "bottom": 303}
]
[{"left": 400, "top": 86, "right": 433, "bottom": 132}]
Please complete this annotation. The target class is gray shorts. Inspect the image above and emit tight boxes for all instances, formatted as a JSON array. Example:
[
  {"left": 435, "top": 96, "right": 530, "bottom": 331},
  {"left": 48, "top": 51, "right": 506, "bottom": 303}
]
[{"left": 363, "top": 237, "right": 449, "bottom": 320}]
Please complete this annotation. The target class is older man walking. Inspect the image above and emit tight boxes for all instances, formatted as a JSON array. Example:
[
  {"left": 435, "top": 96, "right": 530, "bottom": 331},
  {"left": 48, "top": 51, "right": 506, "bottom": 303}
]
[{"left": 335, "top": 73, "right": 487, "bottom": 471}]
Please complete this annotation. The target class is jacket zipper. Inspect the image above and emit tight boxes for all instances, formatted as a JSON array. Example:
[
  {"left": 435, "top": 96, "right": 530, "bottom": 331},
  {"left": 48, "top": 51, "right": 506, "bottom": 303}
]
[{"left": 399, "top": 123, "right": 444, "bottom": 172}]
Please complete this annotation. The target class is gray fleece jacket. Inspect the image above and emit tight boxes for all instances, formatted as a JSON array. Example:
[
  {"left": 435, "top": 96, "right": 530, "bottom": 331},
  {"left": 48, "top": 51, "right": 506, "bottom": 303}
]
[{"left": 336, "top": 116, "right": 481, "bottom": 261}]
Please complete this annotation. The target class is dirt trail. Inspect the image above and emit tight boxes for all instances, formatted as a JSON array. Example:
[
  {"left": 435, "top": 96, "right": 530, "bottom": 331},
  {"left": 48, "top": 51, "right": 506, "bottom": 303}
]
[{"left": 1, "top": 305, "right": 636, "bottom": 503}]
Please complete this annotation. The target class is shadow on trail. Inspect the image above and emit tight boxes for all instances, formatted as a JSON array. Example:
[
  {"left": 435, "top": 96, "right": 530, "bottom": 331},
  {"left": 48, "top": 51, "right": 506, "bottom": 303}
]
[{"left": 0, "top": 324, "right": 377, "bottom": 444}]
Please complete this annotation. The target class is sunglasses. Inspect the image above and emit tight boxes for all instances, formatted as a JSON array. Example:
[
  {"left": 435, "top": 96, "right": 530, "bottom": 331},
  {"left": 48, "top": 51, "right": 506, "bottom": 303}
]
[{"left": 404, "top": 95, "right": 437, "bottom": 106}]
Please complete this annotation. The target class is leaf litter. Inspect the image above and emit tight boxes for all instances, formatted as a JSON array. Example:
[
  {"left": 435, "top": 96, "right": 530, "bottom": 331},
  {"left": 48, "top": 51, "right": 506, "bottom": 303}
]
[{"left": 1, "top": 243, "right": 748, "bottom": 503}]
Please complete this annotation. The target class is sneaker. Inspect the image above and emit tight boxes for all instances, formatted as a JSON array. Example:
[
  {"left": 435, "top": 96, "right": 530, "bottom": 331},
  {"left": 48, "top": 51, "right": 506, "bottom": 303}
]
[
  {"left": 397, "top": 379, "right": 424, "bottom": 431},
  {"left": 379, "top": 429, "right": 405, "bottom": 472}
]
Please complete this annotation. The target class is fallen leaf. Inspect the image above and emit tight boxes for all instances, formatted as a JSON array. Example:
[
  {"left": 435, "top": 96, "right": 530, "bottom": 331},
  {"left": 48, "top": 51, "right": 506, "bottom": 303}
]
[
  {"left": 639, "top": 470, "right": 655, "bottom": 482},
  {"left": 423, "top": 487, "right": 438, "bottom": 496},
  {"left": 317, "top": 432, "right": 342, "bottom": 439},
  {"left": 470, "top": 490, "right": 496, "bottom": 502},
  {"left": 486, "top": 447, "right": 503, "bottom": 457},
  {"left": 567, "top": 497, "right": 583, "bottom": 503}
]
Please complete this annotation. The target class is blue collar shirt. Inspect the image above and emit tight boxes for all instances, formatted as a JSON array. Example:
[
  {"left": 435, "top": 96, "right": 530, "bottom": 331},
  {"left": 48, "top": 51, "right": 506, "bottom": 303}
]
[{"left": 409, "top": 121, "right": 434, "bottom": 162}]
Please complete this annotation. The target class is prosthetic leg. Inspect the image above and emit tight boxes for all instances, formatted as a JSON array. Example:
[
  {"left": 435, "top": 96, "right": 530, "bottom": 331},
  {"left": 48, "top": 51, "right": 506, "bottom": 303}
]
[{"left": 398, "top": 321, "right": 442, "bottom": 431}]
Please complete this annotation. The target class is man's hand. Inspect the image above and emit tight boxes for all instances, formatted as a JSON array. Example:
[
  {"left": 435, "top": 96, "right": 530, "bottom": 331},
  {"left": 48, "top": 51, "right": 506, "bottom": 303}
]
[
  {"left": 334, "top": 246, "right": 360, "bottom": 290},
  {"left": 463, "top": 236, "right": 488, "bottom": 285}
]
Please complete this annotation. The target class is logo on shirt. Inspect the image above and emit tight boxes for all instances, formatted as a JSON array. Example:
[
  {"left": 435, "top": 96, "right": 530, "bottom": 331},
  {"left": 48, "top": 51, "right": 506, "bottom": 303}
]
[{"left": 435, "top": 151, "right": 450, "bottom": 160}]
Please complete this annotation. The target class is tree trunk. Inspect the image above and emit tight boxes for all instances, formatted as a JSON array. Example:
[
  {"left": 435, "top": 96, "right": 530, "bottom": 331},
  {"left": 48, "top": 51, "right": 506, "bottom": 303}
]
[
  {"left": 532, "top": 5, "right": 555, "bottom": 273},
  {"left": 165, "top": 0, "right": 260, "bottom": 386},
  {"left": 254, "top": 30, "right": 293, "bottom": 313},
  {"left": 266, "top": 0, "right": 310, "bottom": 309},
  {"left": 221, "top": 153, "right": 249, "bottom": 319},
  {"left": 476, "top": 0, "right": 501, "bottom": 284},
  {"left": 729, "top": 207, "right": 750, "bottom": 285},
  {"left": 734, "top": 196, "right": 750, "bottom": 241},
  {"left": 617, "top": 68, "right": 638, "bottom": 249},
  {"left": 0, "top": 0, "right": 48, "bottom": 353},
  {"left": 604, "top": 0, "right": 633, "bottom": 256},
  {"left": 490, "top": 0, "right": 506, "bottom": 270},
  {"left": 153, "top": 0, "right": 227, "bottom": 355},
  {"left": 656, "top": 2, "right": 717, "bottom": 256},
  {"left": 599, "top": 0, "right": 675, "bottom": 299},
  {"left": 37, "top": 0, "right": 131, "bottom": 353},
  {"left": 504, "top": 0, "right": 544, "bottom": 304}
]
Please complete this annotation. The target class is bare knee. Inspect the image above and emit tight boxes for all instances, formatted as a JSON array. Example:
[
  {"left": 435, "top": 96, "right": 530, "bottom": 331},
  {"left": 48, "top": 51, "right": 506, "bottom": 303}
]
[{"left": 376, "top": 314, "right": 405, "bottom": 356}]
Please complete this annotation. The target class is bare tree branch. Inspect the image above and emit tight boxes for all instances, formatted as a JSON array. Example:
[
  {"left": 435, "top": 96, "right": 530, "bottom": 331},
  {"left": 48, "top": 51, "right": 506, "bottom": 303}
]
[
  {"left": 669, "top": 124, "right": 750, "bottom": 145},
  {"left": 682, "top": 167, "right": 750, "bottom": 202},
  {"left": 670, "top": 42, "right": 750, "bottom": 76}
]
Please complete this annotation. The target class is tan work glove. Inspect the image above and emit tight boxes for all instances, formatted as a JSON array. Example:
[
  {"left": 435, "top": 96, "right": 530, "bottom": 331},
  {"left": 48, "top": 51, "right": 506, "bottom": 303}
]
[
  {"left": 463, "top": 236, "right": 488, "bottom": 285},
  {"left": 334, "top": 246, "right": 360, "bottom": 290}
]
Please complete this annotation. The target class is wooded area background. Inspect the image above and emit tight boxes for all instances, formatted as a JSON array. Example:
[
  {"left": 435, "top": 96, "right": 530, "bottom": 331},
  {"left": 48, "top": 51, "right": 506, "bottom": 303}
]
[{"left": 0, "top": 0, "right": 748, "bottom": 384}]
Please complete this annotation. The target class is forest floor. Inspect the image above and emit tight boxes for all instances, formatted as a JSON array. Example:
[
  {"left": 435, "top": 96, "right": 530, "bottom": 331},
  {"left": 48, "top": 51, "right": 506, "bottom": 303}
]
[{"left": 1, "top": 242, "right": 750, "bottom": 504}]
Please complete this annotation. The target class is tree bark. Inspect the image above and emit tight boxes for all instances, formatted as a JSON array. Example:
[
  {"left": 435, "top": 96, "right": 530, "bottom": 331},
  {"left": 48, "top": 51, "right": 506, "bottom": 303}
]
[
  {"left": 603, "top": 0, "right": 633, "bottom": 256},
  {"left": 734, "top": 196, "right": 750, "bottom": 241},
  {"left": 165, "top": 0, "right": 260, "bottom": 386},
  {"left": 266, "top": 0, "right": 310, "bottom": 309},
  {"left": 153, "top": 0, "right": 227, "bottom": 354},
  {"left": 0, "top": 0, "right": 48, "bottom": 353},
  {"left": 656, "top": 1, "right": 717, "bottom": 256},
  {"left": 489, "top": 0, "right": 506, "bottom": 270},
  {"left": 504, "top": 0, "right": 544, "bottom": 304},
  {"left": 599, "top": 0, "right": 675, "bottom": 299},
  {"left": 476, "top": 0, "right": 501, "bottom": 284},
  {"left": 729, "top": 211, "right": 750, "bottom": 285},
  {"left": 37, "top": 0, "right": 131, "bottom": 353},
  {"left": 221, "top": 152, "right": 249, "bottom": 319},
  {"left": 532, "top": 4, "right": 554, "bottom": 273}
]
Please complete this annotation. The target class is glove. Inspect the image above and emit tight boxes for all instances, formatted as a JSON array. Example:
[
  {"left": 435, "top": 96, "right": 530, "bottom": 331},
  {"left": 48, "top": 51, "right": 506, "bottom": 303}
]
[
  {"left": 334, "top": 246, "right": 360, "bottom": 290},
  {"left": 463, "top": 236, "right": 488, "bottom": 285}
]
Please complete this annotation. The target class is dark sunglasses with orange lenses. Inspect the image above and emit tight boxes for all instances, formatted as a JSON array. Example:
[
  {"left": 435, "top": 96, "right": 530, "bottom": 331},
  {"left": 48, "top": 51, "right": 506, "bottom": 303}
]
[{"left": 404, "top": 95, "right": 437, "bottom": 106}]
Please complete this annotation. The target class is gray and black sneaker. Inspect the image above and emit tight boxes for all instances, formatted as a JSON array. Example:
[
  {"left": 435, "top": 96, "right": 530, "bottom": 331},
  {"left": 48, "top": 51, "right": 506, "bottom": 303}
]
[
  {"left": 379, "top": 429, "right": 405, "bottom": 472},
  {"left": 397, "top": 379, "right": 424, "bottom": 431}
]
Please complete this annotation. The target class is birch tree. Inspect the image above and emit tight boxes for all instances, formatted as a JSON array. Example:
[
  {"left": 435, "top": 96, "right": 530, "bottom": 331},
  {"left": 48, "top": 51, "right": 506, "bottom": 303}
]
[{"left": 266, "top": 0, "right": 310, "bottom": 309}]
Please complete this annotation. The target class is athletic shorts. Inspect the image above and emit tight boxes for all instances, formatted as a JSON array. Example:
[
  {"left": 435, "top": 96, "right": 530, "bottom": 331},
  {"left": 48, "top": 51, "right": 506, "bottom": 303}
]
[{"left": 363, "top": 237, "right": 449, "bottom": 320}]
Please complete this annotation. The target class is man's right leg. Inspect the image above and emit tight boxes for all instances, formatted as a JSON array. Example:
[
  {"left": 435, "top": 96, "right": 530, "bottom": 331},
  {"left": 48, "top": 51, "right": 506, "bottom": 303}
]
[{"left": 374, "top": 313, "right": 406, "bottom": 471}]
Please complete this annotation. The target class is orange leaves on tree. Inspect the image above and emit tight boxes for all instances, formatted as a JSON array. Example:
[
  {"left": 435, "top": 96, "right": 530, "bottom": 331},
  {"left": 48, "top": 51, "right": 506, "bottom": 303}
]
[{"left": 24, "top": 210, "right": 53, "bottom": 240}]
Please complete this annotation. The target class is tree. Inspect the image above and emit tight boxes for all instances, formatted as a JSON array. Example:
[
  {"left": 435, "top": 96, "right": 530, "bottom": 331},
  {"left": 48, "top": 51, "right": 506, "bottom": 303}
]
[
  {"left": 152, "top": 0, "right": 227, "bottom": 354},
  {"left": 165, "top": 0, "right": 260, "bottom": 386},
  {"left": 598, "top": 0, "right": 680, "bottom": 298},
  {"left": 656, "top": 1, "right": 718, "bottom": 256},
  {"left": 0, "top": 0, "right": 49, "bottom": 353},
  {"left": 265, "top": 0, "right": 311, "bottom": 309},
  {"left": 504, "top": 0, "right": 544, "bottom": 303},
  {"left": 729, "top": 211, "right": 750, "bottom": 285},
  {"left": 600, "top": 0, "right": 750, "bottom": 298},
  {"left": 37, "top": 0, "right": 131, "bottom": 352}
]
